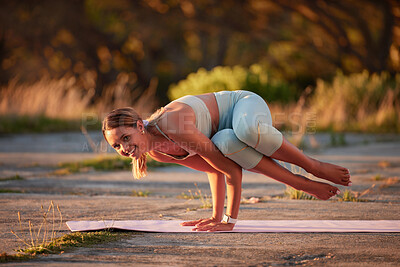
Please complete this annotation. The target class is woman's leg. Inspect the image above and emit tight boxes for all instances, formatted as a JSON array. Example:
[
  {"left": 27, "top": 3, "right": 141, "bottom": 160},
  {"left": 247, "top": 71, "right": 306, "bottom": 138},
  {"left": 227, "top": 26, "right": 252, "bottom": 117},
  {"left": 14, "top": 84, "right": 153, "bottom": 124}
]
[
  {"left": 211, "top": 129, "right": 339, "bottom": 200},
  {"left": 248, "top": 155, "right": 339, "bottom": 200},
  {"left": 231, "top": 93, "right": 351, "bottom": 186},
  {"left": 270, "top": 138, "right": 351, "bottom": 186}
]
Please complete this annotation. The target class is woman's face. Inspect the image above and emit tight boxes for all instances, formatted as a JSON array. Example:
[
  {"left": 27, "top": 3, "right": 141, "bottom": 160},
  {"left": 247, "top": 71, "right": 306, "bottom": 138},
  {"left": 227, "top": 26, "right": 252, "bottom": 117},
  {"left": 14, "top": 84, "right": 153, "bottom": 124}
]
[{"left": 104, "top": 125, "right": 146, "bottom": 159}]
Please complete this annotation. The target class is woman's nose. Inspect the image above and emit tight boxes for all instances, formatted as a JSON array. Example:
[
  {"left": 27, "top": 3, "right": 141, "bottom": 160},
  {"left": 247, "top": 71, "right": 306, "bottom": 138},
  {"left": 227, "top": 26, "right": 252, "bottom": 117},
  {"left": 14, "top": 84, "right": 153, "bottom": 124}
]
[{"left": 120, "top": 143, "right": 128, "bottom": 152}]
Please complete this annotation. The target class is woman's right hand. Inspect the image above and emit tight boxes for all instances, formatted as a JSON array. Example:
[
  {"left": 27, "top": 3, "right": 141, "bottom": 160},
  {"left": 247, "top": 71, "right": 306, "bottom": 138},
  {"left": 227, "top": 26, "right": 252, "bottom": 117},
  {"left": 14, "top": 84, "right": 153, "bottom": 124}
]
[{"left": 180, "top": 217, "right": 219, "bottom": 227}]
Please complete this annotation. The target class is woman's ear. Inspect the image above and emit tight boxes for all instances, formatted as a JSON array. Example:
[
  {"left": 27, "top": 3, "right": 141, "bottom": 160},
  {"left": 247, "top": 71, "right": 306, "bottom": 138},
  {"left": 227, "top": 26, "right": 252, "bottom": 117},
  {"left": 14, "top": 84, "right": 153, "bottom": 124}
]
[{"left": 136, "top": 120, "right": 145, "bottom": 132}]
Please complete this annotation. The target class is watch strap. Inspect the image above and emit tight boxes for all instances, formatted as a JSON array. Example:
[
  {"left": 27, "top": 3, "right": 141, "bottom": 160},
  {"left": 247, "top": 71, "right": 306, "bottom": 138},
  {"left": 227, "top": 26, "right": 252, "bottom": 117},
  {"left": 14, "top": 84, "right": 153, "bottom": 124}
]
[{"left": 222, "top": 214, "right": 238, "bottom": 224}]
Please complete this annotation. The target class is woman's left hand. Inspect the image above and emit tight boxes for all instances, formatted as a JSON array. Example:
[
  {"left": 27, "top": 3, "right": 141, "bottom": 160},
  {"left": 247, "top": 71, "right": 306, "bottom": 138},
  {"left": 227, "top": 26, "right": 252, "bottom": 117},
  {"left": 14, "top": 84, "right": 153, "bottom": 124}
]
[{"left": 192, "top": 222, "right": 235, "bottom": 232}]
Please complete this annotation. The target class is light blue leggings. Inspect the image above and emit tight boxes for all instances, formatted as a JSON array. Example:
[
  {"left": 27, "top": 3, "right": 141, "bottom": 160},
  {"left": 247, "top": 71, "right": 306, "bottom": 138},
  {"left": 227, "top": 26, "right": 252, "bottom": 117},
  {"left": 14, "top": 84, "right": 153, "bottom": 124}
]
[{"left": 211, "top": 91, "right": 283, "bottom": 169}]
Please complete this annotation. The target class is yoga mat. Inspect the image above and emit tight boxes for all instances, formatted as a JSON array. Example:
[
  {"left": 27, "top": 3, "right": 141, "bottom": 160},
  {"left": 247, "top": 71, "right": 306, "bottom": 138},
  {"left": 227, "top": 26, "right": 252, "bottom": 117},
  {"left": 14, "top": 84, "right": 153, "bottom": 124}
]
[{"left": 66, "top": 220, "right": 400, "bottom": 233}]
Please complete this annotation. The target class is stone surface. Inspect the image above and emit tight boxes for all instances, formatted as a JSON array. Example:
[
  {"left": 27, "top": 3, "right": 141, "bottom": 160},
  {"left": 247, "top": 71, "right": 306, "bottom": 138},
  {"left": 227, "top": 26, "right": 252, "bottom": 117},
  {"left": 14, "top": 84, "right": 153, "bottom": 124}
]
[{"left": 1, "top": 132, "right": 400, "bottom": 266}]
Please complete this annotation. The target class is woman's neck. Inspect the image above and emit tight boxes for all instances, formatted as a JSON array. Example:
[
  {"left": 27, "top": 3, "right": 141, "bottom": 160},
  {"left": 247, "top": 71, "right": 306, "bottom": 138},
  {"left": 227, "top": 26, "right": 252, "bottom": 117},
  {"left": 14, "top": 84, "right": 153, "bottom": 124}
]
[{"left": 146, "top": 125, "right": 171, "bottom": 152}]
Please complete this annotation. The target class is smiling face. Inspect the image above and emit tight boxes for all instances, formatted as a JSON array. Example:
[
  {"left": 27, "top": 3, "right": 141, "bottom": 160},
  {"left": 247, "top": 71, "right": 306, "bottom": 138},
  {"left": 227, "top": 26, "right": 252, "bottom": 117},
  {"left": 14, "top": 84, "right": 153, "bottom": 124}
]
[{"left": 104, "top": 125, "right": 147, "bottom": 159}]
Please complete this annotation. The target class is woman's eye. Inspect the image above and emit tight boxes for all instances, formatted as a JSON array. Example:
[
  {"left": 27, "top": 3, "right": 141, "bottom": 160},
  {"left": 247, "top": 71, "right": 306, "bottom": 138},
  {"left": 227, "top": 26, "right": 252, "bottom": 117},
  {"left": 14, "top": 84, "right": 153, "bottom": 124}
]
[
  {"left": 123, "top": 136, "right": 130, "bottom": 142},
  {"left": 113, "top": 145, "right": 120, "bottom": 149}
]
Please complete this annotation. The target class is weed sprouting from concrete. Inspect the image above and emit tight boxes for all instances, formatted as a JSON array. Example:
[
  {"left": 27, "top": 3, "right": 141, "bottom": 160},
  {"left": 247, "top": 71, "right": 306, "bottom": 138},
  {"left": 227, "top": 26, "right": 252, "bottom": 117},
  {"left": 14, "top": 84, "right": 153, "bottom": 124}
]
[
  {"left": 284, "top": 186, "right": 316, "bottom": 200},
  {"left": 10, "top": 201, "right": 63, "bottom": 254},
  {"left": 178, "top": 183, "right": 212, "bottom": 210},
  {"left": 131, "top": 190, "right": 150, "bottom": 197},
  {"left": 7, "top": 202, "right": 131, "bottom": 263}
]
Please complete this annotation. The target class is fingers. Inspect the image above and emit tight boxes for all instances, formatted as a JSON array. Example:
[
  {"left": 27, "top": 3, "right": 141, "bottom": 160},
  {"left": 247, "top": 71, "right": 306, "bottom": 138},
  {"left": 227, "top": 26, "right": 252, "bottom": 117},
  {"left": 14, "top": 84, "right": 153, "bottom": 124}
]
[
  {"left": 180, "top": 217, "right": 217, "bottom": 227},
  {"left": 195, "top": 220, "right": 213, "bottom": 227},
  {"left": 180, "top": 219, "right": 203, "bottom": 226}
]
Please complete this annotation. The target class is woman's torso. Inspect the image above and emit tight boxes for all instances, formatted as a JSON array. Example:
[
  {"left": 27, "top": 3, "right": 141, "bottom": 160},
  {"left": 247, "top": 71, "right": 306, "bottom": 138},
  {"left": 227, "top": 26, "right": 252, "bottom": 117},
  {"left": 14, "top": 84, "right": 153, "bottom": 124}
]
[{"left": 152, "top": 91, "right": 253, "bottom": 159}]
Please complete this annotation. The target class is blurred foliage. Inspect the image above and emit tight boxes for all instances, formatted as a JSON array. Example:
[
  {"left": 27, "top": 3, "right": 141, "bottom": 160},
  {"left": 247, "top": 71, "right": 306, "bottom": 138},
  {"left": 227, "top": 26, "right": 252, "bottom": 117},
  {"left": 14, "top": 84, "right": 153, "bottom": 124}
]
[
  {"left": 310, "top": 71, "right": 400, "bottom": 132},
  {"left": 0, "top": 0, "right": 399, "bottom": 105},
  {"left": 168, "top": 64, "right": 296, "bottom": 103}
]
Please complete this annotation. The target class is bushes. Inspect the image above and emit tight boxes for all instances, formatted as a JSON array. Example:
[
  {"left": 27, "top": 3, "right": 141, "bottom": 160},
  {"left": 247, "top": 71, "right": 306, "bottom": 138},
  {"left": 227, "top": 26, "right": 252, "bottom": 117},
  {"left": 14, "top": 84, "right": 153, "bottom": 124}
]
[
  {"left": 309, "top": 71, "right": 400, "bottom": 132},
  {"left": 167, "top": 65, "right": 296, "bottom": 103}
]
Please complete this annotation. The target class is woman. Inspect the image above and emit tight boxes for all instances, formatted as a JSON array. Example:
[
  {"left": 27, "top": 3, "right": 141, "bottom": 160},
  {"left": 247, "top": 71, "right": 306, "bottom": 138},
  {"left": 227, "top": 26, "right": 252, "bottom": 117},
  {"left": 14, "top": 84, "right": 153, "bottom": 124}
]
[{"left": 103, "top": 90, "right": 351, "bottom": 232}]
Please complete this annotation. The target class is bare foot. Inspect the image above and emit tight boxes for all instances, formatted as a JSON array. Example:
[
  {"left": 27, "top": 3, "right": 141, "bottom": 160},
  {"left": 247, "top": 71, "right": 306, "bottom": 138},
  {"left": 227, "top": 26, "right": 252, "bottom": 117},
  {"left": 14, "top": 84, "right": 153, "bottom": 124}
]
[
  {"left": 299, "top": 176, "right": 340, "bottom": 200},
  {"left": 308, "top": 159, "right": 351, "bottom": 186}
]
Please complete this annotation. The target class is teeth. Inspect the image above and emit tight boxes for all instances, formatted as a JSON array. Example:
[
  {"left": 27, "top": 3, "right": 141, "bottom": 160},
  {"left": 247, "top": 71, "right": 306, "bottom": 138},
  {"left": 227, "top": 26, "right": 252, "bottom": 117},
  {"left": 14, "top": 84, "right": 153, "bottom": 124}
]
[{"left": 128, "top": 146, "right": 136, "bottom": 155}]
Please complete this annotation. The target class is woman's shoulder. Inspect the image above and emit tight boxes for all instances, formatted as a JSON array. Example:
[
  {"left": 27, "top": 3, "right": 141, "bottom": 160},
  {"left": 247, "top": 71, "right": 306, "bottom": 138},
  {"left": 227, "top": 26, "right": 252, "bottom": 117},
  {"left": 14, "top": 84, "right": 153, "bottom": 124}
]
[{"left": 154, "top": 104, "right": 195, "bottom": 134}]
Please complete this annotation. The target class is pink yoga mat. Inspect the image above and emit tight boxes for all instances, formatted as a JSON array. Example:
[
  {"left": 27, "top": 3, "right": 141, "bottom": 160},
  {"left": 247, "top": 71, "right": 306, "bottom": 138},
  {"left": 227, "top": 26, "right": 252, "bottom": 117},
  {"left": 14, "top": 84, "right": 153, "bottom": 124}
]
[{"left": 66, "top": 220, "right": 400, "bottom": 233}]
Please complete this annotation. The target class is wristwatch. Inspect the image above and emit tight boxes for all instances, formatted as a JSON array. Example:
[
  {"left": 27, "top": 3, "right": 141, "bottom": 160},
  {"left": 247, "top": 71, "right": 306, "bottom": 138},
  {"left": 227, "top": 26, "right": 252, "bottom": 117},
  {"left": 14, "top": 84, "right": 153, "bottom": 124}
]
[{"left": 222, "top": 214, "right": 238, "bottom": 224}]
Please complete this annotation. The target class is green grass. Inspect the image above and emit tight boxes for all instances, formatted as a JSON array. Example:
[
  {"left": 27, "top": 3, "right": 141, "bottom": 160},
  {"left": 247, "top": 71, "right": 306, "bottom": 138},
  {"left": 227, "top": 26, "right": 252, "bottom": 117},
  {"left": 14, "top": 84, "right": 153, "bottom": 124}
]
[
  {"left": 20, "top": 231, "right": 129, "bottom": 254},
  {"left": 0, "top": 174, "right": 24, "bottom": 181},
  {"left": 284, "top": 186, "right": 317, "bottom": 200},
  {"left": 131, "top": 190, "right": 150, "bottom": 197},
  {"left": 0, "top": 189, "right": 24, "bottom": 194},
  {"left": 337, "top": 190, "right": 367, "bottom": 202},
  {"left": 0, "top": 115, "right": 101, "bottom": 134},
  {"left": 1, "top": 231, "right": 131, "bottom": 263},
  {"left": 56, "top": 155, "right": 176, "bottom": 175},
  {"left": 5, "top": 201, "right": 134, "bottom": 263},
  {"left": 372, "top": 174, "right": 386, "bottom": 181},
  {"left": 178, "top": 183, "right": 212, "bottom": 209}
]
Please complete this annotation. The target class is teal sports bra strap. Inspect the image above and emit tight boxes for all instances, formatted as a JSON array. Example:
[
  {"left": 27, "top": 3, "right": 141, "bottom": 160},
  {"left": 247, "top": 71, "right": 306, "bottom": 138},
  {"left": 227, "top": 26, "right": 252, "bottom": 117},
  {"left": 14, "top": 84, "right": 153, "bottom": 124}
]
[{"left": 154, "top": 124, "right": 177, "bottom": 144}]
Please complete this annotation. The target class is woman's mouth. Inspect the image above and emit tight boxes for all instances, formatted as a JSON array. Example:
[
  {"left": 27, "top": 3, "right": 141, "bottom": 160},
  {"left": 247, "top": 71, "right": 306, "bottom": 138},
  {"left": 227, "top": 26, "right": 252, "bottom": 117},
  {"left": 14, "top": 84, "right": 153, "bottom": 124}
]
[{"left": 127, "top": 146, "right": 137, "bottom": 157}]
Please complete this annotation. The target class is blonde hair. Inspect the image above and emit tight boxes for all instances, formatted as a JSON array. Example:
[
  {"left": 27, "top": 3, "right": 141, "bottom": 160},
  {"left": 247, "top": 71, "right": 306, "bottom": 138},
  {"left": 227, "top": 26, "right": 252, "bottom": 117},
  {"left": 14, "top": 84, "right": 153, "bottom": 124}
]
[{"left": 102, "top": 107, "right": 165, "bottom": 179}]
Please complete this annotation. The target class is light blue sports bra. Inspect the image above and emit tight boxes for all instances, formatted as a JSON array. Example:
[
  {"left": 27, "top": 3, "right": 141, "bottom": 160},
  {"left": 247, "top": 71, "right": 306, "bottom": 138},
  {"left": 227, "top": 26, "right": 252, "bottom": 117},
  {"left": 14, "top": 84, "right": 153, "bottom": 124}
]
[
  {"left": 152, "top": 94, "right": 213, "bottom": 160},
  {"left": 153, "top": 123, "right": 196, "bottom": 160}
]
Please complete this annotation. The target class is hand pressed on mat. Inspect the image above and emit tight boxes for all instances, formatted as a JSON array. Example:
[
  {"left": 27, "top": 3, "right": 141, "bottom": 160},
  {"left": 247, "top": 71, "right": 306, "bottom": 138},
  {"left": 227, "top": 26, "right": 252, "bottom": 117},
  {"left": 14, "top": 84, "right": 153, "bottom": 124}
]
[
  {"left": 192, "top": 221, "right": 235, "bottom": 232},
  {"left": 180, "top": 217, "right": 235, "bottom": 232}
]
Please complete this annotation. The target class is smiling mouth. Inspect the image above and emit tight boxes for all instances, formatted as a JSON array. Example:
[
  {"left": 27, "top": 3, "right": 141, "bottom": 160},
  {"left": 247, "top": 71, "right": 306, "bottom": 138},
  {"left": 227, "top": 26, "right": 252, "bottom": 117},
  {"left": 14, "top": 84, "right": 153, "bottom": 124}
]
[{"left": 127, "top": 146, "right": 137, "bottom": 157}]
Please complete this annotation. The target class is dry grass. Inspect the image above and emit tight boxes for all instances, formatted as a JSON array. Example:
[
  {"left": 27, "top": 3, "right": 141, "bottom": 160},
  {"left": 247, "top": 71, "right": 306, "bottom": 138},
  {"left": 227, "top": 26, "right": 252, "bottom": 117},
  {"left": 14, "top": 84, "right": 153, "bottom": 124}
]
[
  {"left": 1, "top": 71, "right": 398, "bottom": 133},
  {"left": 178, "top": 183, "right": 212, "bottom": 210},
  {"left": 11, "top": 201, "right": 63, "bottom": 254},
  {"left": 308, "top": 71, "right": 400, "bottom": 133},
  {"left": 0, "top": 74, "right": 159, "bottom": 132},
  {"left": 0, "top": 76, "right": 94, "bottom": 119}
]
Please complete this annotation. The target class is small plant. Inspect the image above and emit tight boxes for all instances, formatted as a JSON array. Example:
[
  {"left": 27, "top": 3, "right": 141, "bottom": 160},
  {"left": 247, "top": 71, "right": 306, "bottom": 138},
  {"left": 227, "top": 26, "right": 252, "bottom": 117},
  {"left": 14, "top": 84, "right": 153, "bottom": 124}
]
[
  {"left": 195, "top": 184, "right": 212, "bottom": 209},
  {"left": 3, "top": 231, "right": 129, "bottom": 263},
  {"left": 11, "top": 201, "right": 63, "bottom": 255},
  {"left": 284, "top": 186, "right": 316, "bottom": 200},
  {"left": 337, "top": 190, "right": 359, "bottom": 202},
  {"left": 177, "top": 191, "right": 199, "bottom": 200},
  {"left": 7, "top": 202, "right": 132, "bottom": 263},
  {"left": 372, "top": 174, "right": 385, "bottom": 181},
  {"left": 178, "top": 183, "right": 212, "bottom": 209},
  {"left": 131, "top": 190, "right": 150, "bottom": 197}
]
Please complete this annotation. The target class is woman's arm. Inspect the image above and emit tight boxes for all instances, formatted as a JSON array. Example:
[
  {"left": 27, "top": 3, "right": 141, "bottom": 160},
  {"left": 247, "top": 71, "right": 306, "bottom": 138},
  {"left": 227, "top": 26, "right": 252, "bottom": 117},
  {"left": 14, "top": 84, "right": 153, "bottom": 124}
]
[
  {"left": 165, "top": 117, "right": 243, "bottom": 231},
  {"left": 148, "top": 151, "right": 226, "bottom": 223}
]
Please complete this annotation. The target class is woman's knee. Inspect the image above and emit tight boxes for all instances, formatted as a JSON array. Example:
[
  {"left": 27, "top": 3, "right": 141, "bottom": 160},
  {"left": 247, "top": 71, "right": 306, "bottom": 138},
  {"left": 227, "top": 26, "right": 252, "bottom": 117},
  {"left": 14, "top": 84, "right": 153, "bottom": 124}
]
[
  {"left": 211, "top": 129, "right": 262, "bottom": 169},
  {"left": 211, "top": 129, "right": 242, "bottom": 154}
]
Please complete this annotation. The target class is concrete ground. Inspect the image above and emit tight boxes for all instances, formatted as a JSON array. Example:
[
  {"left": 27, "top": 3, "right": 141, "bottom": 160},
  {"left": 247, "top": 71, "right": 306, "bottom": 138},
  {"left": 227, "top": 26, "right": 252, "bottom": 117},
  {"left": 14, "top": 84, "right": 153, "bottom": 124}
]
[{"left": 0, "top": 132, "right": 400, "bottom": 266}]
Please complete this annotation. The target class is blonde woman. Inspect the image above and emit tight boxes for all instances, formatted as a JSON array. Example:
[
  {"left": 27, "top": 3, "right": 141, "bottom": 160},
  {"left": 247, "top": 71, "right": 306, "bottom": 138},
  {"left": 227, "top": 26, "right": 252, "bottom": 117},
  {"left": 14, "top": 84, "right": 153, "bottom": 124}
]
[{"left": 103, "top": 90, "right": 351, "bottom": 232}]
